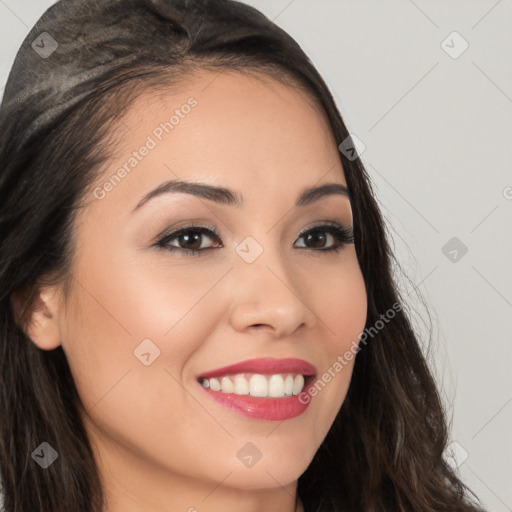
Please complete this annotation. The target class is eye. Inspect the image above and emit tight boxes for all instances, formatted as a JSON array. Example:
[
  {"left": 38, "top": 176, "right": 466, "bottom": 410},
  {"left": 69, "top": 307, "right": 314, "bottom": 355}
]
[
  {"left": 154, "top": 222, "right": 354, "bottom": 257},
  {"left": 294, "top": 222, "right": 354, "bottom": 253},
  {"left": 154, "top": 224, "right": 222, "bottom": 256}
]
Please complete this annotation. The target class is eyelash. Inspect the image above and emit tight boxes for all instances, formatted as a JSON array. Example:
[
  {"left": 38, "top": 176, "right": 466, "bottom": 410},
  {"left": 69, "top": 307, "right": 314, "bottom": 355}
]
[{"left": 154, "top": 222, "right": 355, "bottom": 257}]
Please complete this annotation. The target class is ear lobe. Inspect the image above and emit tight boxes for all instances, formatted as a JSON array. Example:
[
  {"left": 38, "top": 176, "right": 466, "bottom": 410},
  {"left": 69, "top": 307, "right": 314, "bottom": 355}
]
[{"left": 23, "top": 287, "right": 63, "bottom": 351}]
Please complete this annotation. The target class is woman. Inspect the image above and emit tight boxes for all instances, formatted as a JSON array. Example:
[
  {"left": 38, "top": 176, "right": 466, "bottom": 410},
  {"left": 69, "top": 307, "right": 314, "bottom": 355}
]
[{"left": 0, "top": 0, "right": 486, "bottom": 511}]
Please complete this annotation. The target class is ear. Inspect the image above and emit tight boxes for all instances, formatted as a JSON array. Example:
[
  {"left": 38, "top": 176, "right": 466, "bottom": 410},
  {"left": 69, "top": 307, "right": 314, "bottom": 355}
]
[{"left": 20, "top": 286, "right": 63, "bottom": 351}]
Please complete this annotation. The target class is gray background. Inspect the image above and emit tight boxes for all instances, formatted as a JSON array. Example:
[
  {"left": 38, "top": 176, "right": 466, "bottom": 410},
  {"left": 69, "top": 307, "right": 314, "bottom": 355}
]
[{"left": 1, "top": 1, "right": 511, "bottom": 510}]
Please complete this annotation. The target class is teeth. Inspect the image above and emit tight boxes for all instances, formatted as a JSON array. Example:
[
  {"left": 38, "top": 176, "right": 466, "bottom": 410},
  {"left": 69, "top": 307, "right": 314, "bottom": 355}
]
[
  {"left": 221, "top": 376, "right": 234, "bottom": 393},
  {"left": 284, "top": 374, "right": 294, "bottom": 395},
  {"left": 292, "top": 374, "right": 305, "bottom": 395},
  {"left": 233, "top": 375, "right": 250, "bottom": 395},
  {"left": 250, "top": 374, "right": 267, "bottom": 397},
  {"left": 200, "top": 373, "right": 307, "bottom": 398},
  {"left": 268, "top": 374, "right": 284, "bottom": 397},
  {"left": 209, "top": 378, "right": 221, "bottom": 391}
]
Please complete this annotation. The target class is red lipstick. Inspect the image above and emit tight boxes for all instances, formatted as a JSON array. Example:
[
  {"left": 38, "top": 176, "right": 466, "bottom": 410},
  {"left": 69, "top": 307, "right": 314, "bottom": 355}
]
[
  {"left": 197, "top": 357, "right": 318, "bottom": 421},
  {"left": 197, "top": 357, "right": 316, "bottom": 379}
]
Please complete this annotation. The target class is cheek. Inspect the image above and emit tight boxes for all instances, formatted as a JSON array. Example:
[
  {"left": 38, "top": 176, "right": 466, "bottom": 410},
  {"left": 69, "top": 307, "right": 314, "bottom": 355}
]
[
  {"left": 60, "top": 263, "right": 212, "bottom": 390},
  {"left": 310, "top": 252, "right": 368, "bottom": 351},
  {"left": 303, "top": 257, "right": 367, "bottom": 439},
  {"left": 60, "top": 259, "right": 234, "bottom": 480},
  {"left": 60, "top": 244, "right": 238, "bottom": 426}
]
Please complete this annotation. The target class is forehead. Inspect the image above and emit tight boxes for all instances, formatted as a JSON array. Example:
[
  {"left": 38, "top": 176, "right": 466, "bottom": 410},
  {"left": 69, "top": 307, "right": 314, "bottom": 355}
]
[
  {"left": 89, "top": 69, "right": 346, "bottom": 213},
  {"left": 123, "top": 69, "right": 337, "bottom": 154}
]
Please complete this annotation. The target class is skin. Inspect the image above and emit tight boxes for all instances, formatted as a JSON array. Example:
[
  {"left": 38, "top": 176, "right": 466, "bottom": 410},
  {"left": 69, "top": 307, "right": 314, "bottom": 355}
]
[{"left": 26, "top": 70, "right": 368, "bottom": 512}]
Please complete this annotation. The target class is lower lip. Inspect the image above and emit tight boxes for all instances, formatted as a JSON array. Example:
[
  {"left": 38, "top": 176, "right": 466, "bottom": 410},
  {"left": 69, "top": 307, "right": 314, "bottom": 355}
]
[{"left": 197, "top": 377, "right": 317, "bottom": 421}]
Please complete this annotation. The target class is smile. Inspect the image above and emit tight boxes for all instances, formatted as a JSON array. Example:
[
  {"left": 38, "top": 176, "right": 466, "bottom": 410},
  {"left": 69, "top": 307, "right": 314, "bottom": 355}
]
[
  {"left": 196, "top": 358, "right": 317, "bottom": 421},
  {"left": 199, "top": 372, "right": 307, "bottom": 398}
]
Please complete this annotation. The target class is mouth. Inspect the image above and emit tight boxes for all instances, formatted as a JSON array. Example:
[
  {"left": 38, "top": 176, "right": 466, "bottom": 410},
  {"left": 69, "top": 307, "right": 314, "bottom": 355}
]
[
  {"left": 198, "top": 372, "right": 315, "bottom": 398},
  {"left": 196, "top": 358, "right": 317, "bottom": 421}
]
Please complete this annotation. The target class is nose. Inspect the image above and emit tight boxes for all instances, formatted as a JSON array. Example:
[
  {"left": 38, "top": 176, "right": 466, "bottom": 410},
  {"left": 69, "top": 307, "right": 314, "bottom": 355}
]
[{"left": 227, "top": 242, "right": 316, "bottom": 339}]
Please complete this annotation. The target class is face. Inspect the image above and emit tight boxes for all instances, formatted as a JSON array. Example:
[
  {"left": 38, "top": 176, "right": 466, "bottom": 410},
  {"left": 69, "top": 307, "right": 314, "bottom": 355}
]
[{"left": 39, "top": 70, "right": 367, "bottom": 505}]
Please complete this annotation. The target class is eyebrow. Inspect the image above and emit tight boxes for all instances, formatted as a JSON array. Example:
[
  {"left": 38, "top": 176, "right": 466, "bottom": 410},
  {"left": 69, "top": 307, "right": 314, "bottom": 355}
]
[{"left": 131, "top": 179, "right": 350, "bottom": 213}]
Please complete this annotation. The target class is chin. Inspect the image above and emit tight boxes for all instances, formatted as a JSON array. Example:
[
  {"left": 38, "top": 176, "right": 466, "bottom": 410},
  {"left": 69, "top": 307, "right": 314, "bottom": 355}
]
[
  {"left": 211, "top": 441, "right": 316, "bottom": 490},
  {"left": 220, "top": 460, "right": 309, "bottom": 491}
]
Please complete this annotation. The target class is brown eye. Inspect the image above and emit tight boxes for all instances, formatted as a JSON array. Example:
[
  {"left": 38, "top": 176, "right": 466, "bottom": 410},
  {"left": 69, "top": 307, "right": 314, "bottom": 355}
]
[
  {"left": 294, "top": 223, "right": 354, "bottom": 252},
  {"left": 156, "top": 225, "right": 222, "bottom": 255},
  {"left": 154, "top": 222, "right": 353, "bottom": 257}
]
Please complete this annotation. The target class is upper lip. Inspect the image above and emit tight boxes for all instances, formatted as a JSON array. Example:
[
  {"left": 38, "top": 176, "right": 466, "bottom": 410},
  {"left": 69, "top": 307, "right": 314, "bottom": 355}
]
[{"left": 197, "top": 357, "right": 317, "bottom": 380}]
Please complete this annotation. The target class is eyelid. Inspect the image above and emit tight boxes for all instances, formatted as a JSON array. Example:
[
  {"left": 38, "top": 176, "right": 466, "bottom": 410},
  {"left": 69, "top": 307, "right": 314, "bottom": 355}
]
[
  {"left": 155, "top": 221, "right": 353, "bottom": 242},
  {"left": 155, "top": 223, "right": 221, "bottom": 246},
  {"left": 153, "top": 220, "right": 354, "bottom": 255},
  {"left": 298, "top": 221, "right": 354, "bottom": 240}
]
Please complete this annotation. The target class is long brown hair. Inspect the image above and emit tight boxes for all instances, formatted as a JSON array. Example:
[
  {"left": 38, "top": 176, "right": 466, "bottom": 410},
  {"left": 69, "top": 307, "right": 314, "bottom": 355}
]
[{"left": 0, "top": 1, "right": 485, "bottom": 510}]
